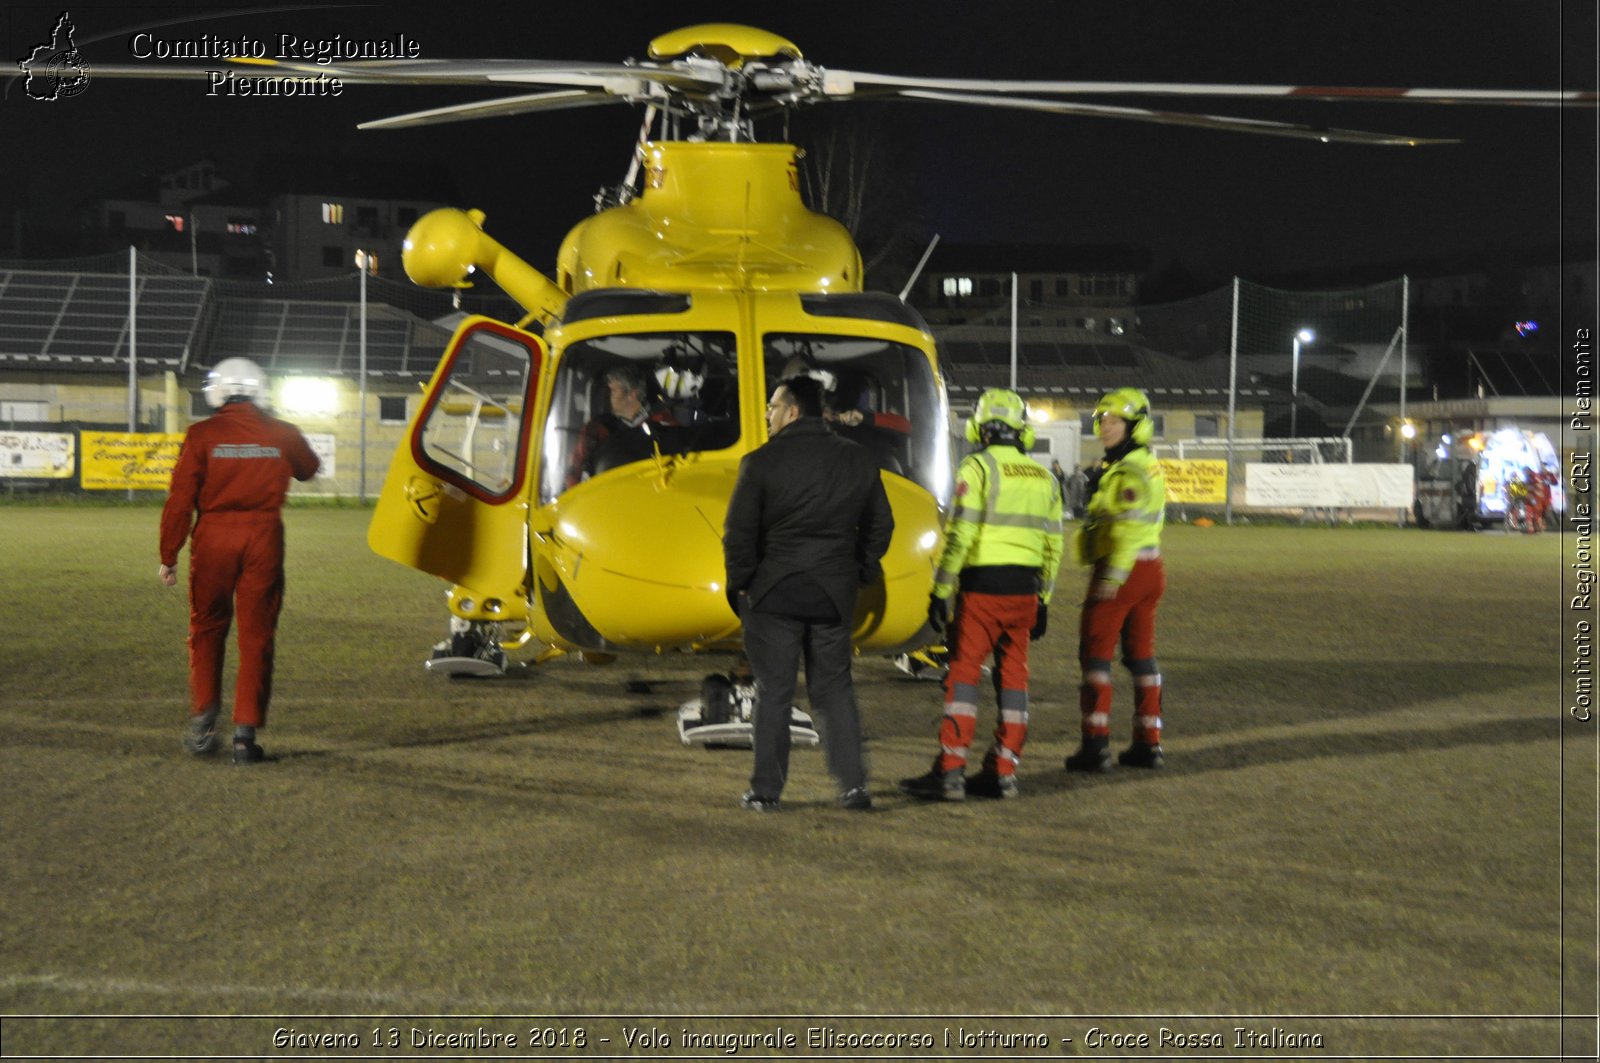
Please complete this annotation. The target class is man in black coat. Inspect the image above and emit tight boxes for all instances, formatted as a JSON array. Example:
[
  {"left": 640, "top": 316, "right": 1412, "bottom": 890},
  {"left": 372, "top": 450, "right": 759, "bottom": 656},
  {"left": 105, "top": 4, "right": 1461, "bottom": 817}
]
[{"left": 723, "top": 375, "right": 895, "bottom": 812}]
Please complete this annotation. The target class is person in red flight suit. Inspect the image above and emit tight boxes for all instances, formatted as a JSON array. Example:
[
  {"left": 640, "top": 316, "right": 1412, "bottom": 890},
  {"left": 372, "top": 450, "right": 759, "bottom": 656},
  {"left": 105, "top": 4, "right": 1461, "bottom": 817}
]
[
  {"left": 159, "top": 357, "right": 320, "bottom": 764},
  {"left": 1525, "top": 468, "right": 1552, "bottom": 532}
]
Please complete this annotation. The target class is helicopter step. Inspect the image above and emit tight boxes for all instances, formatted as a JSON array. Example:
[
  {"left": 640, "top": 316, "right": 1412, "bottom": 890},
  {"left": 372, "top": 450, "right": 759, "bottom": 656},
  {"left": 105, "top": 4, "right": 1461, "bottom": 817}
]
[
  {"left": 424, "top": 618, "right": 508, "bottom": 678},
  {"left": 677, "top": 672, "right": 819, "bottom": 750}
]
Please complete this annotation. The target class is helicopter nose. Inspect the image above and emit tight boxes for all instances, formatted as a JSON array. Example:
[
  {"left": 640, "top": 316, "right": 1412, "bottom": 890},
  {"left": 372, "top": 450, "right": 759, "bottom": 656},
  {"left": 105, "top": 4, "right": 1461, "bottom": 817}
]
[{"left": 545, "top": 464, "right": 740, "bottom": 644}]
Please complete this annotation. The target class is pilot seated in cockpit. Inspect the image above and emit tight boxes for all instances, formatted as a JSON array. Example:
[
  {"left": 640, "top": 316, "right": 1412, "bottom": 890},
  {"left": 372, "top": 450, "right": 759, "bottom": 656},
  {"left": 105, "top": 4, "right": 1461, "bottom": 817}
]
[{"left": 565, "top": 363, "right": 678, "bottom": 487}]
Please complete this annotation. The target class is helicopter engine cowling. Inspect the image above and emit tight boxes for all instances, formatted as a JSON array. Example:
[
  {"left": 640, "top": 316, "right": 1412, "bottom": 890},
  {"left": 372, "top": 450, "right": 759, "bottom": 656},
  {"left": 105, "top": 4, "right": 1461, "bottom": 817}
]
[{"left": 557, "top": 142, "right": 863, "bottom": 296}]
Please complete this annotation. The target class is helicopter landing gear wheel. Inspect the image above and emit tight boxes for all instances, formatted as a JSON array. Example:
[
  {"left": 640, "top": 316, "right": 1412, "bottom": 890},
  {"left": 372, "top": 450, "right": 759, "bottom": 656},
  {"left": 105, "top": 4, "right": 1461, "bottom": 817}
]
[
  {"left": 700, "top": 674, "right": 735, "bottom": 725},
  {"left": 424, "top": 618, "right": 508, "bottom": 677},
  {"left": 676, "top": 669, "right": 819, "bottom": 749}
]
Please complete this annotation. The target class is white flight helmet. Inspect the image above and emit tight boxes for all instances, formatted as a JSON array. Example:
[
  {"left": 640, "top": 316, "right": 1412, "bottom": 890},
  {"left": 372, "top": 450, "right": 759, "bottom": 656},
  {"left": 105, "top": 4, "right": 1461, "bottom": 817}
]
[
  {"left": 655, "top": 364, "right": 704, "bottom": 401},
  {"left": 204, "top": 357, "right": 267, "bottom": 408}
]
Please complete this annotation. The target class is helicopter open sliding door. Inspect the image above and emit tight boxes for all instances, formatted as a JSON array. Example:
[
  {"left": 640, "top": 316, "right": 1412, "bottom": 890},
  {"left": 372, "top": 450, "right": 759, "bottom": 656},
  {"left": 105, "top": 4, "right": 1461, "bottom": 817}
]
[{"left": 367, "top": 317, "right": 545, "bottom": 603}]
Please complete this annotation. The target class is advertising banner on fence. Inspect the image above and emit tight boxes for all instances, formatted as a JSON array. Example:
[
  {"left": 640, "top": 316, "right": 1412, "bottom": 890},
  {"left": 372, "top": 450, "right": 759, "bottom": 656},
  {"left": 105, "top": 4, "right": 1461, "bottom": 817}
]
[
  {"left": 1245, "top": 463, "right": 1414, "bottom": 508},
  {"left": 0, "top": 431, "right": 75, "bottom": 478},
  {"left": 1158, "top": 459, "right": 1228, "bottom": 504},
  {"left": 80, "top": 432, "right": 184, "bottom": 491}
]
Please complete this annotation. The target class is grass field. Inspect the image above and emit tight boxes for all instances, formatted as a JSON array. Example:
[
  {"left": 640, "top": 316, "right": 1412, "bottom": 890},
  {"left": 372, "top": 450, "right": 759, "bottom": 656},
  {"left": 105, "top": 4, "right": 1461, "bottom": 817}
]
[{"left": 0, "top": 505, "right": 1592, "bottom": 1059}]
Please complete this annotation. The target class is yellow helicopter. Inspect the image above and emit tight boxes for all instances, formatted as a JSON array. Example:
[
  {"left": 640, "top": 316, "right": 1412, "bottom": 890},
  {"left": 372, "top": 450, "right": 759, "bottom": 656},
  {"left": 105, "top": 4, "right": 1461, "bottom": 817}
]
[{"left": 90, "top": 22, "right": 1590, "bottom": 740}]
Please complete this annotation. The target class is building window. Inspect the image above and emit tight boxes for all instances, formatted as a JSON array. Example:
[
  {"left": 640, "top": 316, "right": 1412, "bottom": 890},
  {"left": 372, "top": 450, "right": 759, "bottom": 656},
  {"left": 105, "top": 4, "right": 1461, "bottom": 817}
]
[
  {"left": 164, "top": 214, "right": 185, "bottom": 233},
  {"left": 226, "top": 218, "right": 257, "bottom": 236},
  {"left": 1, "top": 400, "right": 50, "bottom": 422},
  {"left": 1194, "top": 414, "right": 1220, "bottom": 437},
  {"left": 379, "top": 395, "right": 409, "bottom": 424},
  {"left": 321, "top": 202, "right": 344, "bottom": 224},
  {"left": 1080, "top": 412, "right": 1095, "bottom": 436},
  {"left": 941, "top": 277, "right": 973, "bottom": 298},
  {"left": 190, "top": 391, "right": 209, "bottom": 416},
  {"left": 322, "top": 245, "right": 345, "bottom": 268},
  {"left": 1077, "top": 273, "right": 1128, "bottom": 298},
  {"left": 356, "top": 205, "right": 379, "bottom": 232},
  {"left": 1029, "top": 278, "right": 1043, "bottom": 301}
]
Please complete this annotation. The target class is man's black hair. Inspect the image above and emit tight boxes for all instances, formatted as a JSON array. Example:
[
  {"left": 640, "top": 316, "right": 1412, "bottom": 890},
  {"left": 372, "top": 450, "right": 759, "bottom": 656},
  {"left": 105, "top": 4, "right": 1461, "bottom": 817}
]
[
  {"left": 981, "top": 421, "right": 1025, "bottom": 449},
  {"left": 777, "top": 374, "right": 825, "bottom": 418}
]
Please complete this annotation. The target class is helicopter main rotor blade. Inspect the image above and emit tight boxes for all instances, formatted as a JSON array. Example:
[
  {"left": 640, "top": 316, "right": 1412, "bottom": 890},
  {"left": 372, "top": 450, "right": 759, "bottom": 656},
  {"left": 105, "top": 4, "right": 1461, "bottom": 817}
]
[
  {"left": 894, "top": 90, "right": 1458, "bottom": 146},
  {"left": 87, "top": 57, "right": 722, "bottom": 92},
  {"left": 823, "top": 69, "right": 1597, "bottom": 107},
  {"left": 358, "top": 90, "right": 626, "bottom": 130}
]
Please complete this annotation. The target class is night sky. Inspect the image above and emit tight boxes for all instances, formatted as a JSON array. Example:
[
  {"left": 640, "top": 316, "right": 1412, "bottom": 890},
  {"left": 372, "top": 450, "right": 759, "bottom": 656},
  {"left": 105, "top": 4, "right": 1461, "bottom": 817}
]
[{"left": 3, "top": 0, "right": 1594, "bottom": 282}]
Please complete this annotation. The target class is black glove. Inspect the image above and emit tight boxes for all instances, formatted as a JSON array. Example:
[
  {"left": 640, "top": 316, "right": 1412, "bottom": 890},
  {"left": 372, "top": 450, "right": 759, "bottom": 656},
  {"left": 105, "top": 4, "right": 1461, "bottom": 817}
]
[
  {"left": 927, "top": 594, "right": 950, "bottom": 637},
  {"left": 726, "top": 588, "right": 743, "bottom": 616},
  {"left": 1029, "top": 599, "right": 1048, "bottom": 640}
]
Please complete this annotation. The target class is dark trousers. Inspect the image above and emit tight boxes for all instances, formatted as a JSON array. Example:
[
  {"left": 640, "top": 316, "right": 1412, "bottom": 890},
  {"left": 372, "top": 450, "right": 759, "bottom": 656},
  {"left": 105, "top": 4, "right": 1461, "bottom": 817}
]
[{"left": 743, "top": 609, "right": 866, "bottom": 799}]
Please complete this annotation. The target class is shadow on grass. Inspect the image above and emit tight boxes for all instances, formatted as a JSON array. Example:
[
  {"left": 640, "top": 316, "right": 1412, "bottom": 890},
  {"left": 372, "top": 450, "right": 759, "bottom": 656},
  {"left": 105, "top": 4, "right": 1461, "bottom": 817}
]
[
  {"left": 1020, "top": 712, "right": 1557, "bottom": 797},
  {"left": 1162, "top": 658, "right": 1548, "bottom": 737}
]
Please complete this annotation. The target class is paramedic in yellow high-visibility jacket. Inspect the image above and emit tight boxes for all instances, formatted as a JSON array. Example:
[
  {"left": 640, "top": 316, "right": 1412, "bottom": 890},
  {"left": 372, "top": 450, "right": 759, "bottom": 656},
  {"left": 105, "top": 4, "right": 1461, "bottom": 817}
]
[
  {"left": 899, "top": 388, "right": 1063, "bottom": 802},
  {"left": 1066, "top": 387, "right": 1169, "bottom": 773}
]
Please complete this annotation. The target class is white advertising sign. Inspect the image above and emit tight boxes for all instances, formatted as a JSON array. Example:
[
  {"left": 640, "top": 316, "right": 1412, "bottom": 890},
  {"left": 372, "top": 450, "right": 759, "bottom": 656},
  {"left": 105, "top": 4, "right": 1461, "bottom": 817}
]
[
  {"left": 1246, "top": 464, "right": 1415, "bottom": 508},
  {"left": 0, "top": 431, "right": 75, "bottom": 478}
]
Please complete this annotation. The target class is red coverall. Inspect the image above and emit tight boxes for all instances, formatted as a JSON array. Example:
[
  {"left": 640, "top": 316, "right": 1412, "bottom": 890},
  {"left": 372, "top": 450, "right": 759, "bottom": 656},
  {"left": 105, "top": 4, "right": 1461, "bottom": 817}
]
[{"left": 159, "top": 402, "right": 320, "bottom": 727}]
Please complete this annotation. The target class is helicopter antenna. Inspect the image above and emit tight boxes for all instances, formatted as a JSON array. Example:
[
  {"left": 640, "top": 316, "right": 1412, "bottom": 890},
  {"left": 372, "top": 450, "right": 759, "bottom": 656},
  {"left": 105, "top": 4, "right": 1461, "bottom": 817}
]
[{"left": 898, "top": 233, "right": 942, "bottom": 303}]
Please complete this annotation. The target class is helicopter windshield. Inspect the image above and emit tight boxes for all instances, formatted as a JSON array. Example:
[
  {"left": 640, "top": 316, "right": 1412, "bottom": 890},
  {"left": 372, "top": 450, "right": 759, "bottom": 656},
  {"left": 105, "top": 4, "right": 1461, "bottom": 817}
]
[
  {"left": 763, "top": 333, "right": 947, "bottom": 499},
  {"left": 539, "top": 331, "right": 739, "bottom": 502}
]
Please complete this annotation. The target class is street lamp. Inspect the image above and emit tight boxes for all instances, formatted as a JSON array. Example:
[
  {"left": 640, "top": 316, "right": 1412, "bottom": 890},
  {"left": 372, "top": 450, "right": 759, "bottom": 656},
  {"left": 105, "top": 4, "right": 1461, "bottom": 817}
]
[{"left": 1290, "top": 328, "right": 1314, "bottom": 439}]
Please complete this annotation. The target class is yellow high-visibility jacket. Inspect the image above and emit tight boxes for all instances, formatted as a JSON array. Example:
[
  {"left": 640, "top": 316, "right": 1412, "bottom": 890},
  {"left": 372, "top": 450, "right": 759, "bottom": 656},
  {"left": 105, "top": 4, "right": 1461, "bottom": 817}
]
[
  {"left": 933, "top": 444, "right": 1065, "bottom": 604},
  {"left": 1076, "top": 445, "right": 1166, "bottom": 585}
]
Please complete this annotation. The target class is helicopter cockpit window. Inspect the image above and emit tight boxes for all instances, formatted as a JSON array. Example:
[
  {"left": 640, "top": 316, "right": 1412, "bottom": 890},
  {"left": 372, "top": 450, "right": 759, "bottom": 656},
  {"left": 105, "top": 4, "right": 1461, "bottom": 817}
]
[
  {"left": 763, "top": 332, "right": 950, "bottom": 502},
  {"left": 417, "top": 327, "right": 535, "bottom": 501},
  {"left": 539, "top": 331, "right": 739, "bottom": 502}
]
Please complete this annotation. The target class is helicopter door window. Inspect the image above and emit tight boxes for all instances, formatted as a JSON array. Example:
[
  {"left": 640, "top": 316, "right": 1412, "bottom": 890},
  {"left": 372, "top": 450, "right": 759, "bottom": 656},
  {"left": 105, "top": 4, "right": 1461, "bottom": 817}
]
[
  {"left": 539, "top": 331, "right": 738, "bottom": 502},
  {"left": 415, "top": 325, "right": 536, "bottom": 502},
  {"left": 763, "top": 332, "right": 948, "bottom": 502}
]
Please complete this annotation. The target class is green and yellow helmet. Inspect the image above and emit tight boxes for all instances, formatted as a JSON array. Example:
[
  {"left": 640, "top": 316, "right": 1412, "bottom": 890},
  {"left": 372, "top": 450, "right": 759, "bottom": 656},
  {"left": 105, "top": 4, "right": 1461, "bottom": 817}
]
[
  {"left": 965, "top": 387, "right": 1036, "bottom": 449},
  {"left": 1093, "top": 386, "right": 1154, "bottom": 445}
]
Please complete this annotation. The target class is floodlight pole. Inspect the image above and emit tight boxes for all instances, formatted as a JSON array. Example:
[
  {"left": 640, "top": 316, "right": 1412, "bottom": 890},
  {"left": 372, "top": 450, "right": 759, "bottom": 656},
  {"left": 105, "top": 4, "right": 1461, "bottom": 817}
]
[
  {"left": 127, "top": 245, "right": 137, "bottom": 434},
  {"left": 128, "top": 245, "right": 138, "bottom": 503},
  {"left": 1398, "top": 275, "right": 1410, "bottom": 464},
  {"left": 1290, "top": 328, "right": 1313, "bottom": 444},
  {"left": 1224, "top": 277, "right": 1240, "bottom": 525},
  {"left": 357, "top": 252, "right": 369, "bottom": 503},
  {"left": 1009, "top": 271, "right": 1019, "bottom": 390}
]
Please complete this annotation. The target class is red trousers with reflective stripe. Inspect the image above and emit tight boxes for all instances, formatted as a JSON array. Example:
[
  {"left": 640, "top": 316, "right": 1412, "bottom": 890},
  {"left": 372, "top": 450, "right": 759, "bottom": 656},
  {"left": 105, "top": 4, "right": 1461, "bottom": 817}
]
[
  {"left": 1078, "top": 557, "right": 1165, "bottom": 743},
  {"left": 940, "top": 591, "right": 1036, "bottom": 775},
  {"left": 188, "top": 513, "right": 286, "bottom": 727}
]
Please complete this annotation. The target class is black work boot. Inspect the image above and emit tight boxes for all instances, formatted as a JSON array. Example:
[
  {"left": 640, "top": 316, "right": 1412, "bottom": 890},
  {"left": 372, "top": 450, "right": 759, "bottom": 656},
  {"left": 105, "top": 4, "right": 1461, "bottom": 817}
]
[
  {"left": 898, "top": 765, "right": 966, "bottom": 802},
  {"left": 1064, "top": 737, "right": 1113, "bottom": 773},
  {"left": 1118, "top": 743, "right": 1165, "bottom": 769}
]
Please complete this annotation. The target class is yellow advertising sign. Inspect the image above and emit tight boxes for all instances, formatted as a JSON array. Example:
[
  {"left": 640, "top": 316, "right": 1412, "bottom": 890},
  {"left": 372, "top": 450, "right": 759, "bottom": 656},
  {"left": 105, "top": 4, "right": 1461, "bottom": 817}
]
[
  {"left": 1159, "top": 459, "right": 1228, "bottom": 504},
  {"left": 80, "top": 432, "right": 184, "bottom": 491}
]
